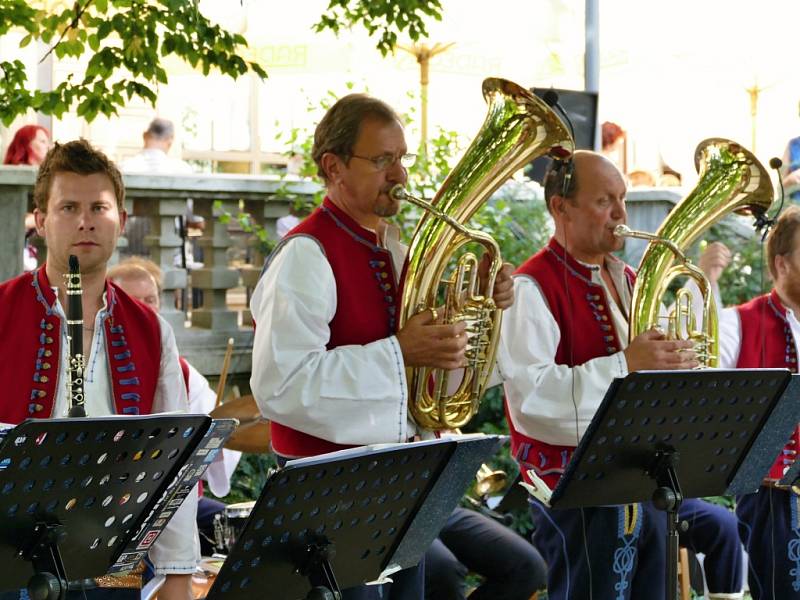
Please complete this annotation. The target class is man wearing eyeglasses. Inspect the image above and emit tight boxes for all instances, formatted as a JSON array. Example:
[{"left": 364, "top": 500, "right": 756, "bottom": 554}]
[{"left": 249, "top": 93, "right": 515, "bottom": 599}]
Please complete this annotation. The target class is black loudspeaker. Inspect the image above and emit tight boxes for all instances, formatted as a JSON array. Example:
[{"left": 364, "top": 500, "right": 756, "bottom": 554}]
[{"left": 526, "top": 87, "right": 599, "bottom": 185}]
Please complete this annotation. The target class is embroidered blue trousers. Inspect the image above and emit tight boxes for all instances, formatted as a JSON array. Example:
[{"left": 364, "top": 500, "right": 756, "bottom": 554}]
[
  {"left": 530, "top": 500, "right": 666, "bottom": 600},
  {"left": 737, "top": 486, "right": 800, "bottom": 600}
]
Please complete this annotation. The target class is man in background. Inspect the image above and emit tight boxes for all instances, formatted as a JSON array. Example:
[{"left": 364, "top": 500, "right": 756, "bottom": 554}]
[
  {"left": 121, "top": 118, "right": 192, "bottom": 256},
  {"left": 121, "top": 118, "right": 192, "bottom": 175}
]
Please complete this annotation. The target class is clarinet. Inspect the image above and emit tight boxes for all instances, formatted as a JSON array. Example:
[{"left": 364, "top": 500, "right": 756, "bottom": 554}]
[{"left": 65, "top": 254, "right": 87, "bottom": 417}]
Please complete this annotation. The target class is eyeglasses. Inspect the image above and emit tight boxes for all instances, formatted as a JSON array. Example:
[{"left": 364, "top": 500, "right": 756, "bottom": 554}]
[{"left": 350, "top": 152, "right": 417, "bottom": 171}]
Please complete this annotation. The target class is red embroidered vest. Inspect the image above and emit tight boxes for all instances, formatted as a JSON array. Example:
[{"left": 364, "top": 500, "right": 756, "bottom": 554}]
[
  {"left": 267, "top": 198, "right": 401, "bottom": 458},
  {"left": 0, "top": 267, "right": 162, "bottom": 424},
  {"left": 507, "top": 238, "right": 635, "bottom": 486},
  {"left": 736, "top": 290, "right": 800, "bottom": 480}
]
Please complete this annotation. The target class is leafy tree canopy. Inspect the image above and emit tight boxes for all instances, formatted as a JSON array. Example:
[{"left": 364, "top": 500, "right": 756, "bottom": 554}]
[
  {"left": 0, "top": 0, "right": 443, "bottom": 126},
  {"left": 314, "top": 0, "right": 443, "bottom": 56}
]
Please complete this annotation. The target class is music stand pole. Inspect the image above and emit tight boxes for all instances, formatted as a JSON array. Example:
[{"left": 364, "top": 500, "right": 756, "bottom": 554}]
[{"left": 649, "top": 450, "right": 683, "bottom": 600}]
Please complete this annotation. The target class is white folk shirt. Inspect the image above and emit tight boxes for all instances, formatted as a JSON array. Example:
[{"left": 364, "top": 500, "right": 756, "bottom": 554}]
[
  {"left": 716, "top": 303, "right": 800, "bottom": 369},
  {"left": 679, "top": 278, "right": 775, "bottom": 370},
  {"left": 250, "top": 224, "right": 418, "bottom": 449},
  {"left": 51, "top": 291, "right": 199, "bottom": 574},
  {"left": 498, "top": 256, "right": 632, "bottom": 446},
  {"left": 120, "top": 149, "right": 192, "bottom": 174},
  {"left": 186, "top": 361, "right": 241, "bottom": 497}
]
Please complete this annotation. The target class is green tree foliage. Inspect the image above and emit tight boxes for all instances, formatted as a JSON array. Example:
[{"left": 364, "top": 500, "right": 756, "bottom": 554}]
[
  {"left": 705, "top": 225, "right": 769, "bottom": 306},
  {"left": 0, "top": 0, "right": 266, "bottom": 125},
  {"left": 213, "top": 453, "right": 276, "bottom": 505},
  {"left": 0, "top": 0, "right": 444, "bottom": 125},
  {"left": 314, "top": 0, "right": 443, "bottom": 56}
]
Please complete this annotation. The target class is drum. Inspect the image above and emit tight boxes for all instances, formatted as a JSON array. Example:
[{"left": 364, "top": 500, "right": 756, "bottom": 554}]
[
  {"left": 212, "top": 500, "right": 256, "bottom": 554},
  {"left": 209, "top": 395, "right": 271, "bottom": 453}
]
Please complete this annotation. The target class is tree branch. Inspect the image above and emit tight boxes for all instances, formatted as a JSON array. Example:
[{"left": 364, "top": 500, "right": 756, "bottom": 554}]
[{"left": 40, "top": 0, "right": 95, "bottom": 64}]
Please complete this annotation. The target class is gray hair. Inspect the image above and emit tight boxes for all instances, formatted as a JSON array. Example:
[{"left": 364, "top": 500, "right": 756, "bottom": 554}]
[{"left": 145, "top": 118, "right": 175, "bottom": 140}]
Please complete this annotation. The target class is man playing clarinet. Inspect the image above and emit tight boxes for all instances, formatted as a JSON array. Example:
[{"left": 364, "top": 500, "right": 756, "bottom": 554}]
[{"left": 0, "top": 139, "right": 197, "bottom": 600}]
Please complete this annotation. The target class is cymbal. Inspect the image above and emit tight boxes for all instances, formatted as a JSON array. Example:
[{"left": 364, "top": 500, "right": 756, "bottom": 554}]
[{"left": 210, "top": 395, "right": 271, "bottom": 454}]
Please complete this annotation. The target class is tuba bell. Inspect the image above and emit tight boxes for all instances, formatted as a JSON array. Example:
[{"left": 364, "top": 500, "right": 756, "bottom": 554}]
[
  {"left": 615, "top": 138, "right": 774, "bottom": 367},
  {"left": 391, "top": 78, "right": 574, "bottom": 430}
]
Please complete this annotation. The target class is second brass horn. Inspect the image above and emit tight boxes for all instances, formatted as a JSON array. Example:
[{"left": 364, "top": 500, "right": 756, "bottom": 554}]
[
  {"left": 392, "top": 78, "right": 574, "bottom": 430},
  {"left": 616, "top": 138, "right": 773, "bottom": 367}
]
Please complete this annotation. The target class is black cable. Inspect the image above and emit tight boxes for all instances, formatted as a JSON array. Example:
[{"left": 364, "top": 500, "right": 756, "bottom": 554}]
[
  {"left": 755, "top": 157, "right": 783, "bottom": 371},
  {"left": 553, "top": 102, "right": 593, "bottom": 596}
]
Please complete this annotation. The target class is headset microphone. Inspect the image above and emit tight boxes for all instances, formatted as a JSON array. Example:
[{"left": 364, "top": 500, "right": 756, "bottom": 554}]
[
  {"left": 754, "top": 157, "right": 785, "bottom": 237},
  {"left": 540, "top": 88, "right": 576, "bottom": 197}
]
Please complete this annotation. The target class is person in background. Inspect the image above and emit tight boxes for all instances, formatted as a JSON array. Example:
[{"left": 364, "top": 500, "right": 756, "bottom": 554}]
[
  {"left": 121, "top": 118, "right": 192, "bottom": 175},
  {"left": 4, "top": 124, "right": 51, "bottom": 166},
  {"left": 120, "top": 118, "right": 192, "bottom": 257},
  {"left": 601, "top": 120, "right": 626, "bottom": 172},
  {"left": 780, "top": 102, "right": 800, "bottom": 203},
  {"left": 276, "top": 201, "right": 312, "bottom": 239},
  {"left": 5, "top": 125, "right": 52, "bottom": 271},
  {"left": 23, "top": 212, "right": 39, "bottom": 272},
  {"left": 107, "top": 257, "right": 241, "bottom": 554},
  {"left": 425, "top": 506, "right": 547, "bottom": 600}
]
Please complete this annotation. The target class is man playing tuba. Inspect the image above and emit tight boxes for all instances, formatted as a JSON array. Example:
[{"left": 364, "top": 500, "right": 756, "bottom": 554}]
[
  {"left": 249, "top": 92, "right": 515, "bottom": 599},
  {"left": 499, "top": 150, "right": 744, "bottom": 600}
]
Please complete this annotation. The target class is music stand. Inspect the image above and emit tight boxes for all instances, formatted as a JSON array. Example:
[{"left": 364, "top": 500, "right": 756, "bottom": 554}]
[
  {"left": 0, "top": 414, "right": 235, "bottom": 599},
  {"left": 548, "top": 369, "right": 800, "bottom": 600},
  {"left": 206, "top": 435, "right": 501, "bottom": 600}
]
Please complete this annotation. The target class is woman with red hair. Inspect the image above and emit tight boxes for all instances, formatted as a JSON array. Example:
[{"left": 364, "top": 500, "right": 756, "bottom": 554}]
[{"left": 3, "top": 125, "right": 51, "bottom": 165}]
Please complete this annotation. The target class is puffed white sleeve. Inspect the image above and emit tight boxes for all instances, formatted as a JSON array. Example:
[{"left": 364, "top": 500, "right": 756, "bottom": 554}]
[
  {"left": 250, "top": 236, "right": 408, "bottom": 446},
  {"left": 497, "top": 275, "right": 628, "bottom": 446},
  {"left": 718, "top": 307, "right": 742, "bottom": 369},
  {"left": 147, "top": 317, "right": 200, "bottom": 574}
]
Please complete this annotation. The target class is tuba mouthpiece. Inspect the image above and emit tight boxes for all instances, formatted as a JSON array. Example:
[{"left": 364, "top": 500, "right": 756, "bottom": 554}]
[
  {"left": 390, "top": 184, "right": 408, "bottom": 201},
  {"left": 614, "top": 224, "right": 632, "bottom": 237}
]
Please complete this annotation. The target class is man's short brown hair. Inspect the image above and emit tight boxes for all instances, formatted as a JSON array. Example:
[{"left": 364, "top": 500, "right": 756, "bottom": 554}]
[
  {"left": 33, "top": 139, "right": 125, "bottom": 213},
  {"left": 311, "top": 93, "right": 401, "bottom": 183},
  {"left": 767, "top": 206, "right": 800, "bottom": 280}
]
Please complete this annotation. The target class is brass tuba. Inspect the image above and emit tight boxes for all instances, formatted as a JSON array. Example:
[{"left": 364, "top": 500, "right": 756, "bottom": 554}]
[
  {"left": 615, "top": 138, "right": 774, "bottom": 367},
  {"left": 391, "top": 78, "right": 573, "bottom": 429}
]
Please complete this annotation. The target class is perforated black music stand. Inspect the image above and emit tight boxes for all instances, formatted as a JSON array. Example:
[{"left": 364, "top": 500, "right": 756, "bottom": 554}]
[
  {"left": 0, "top": 414, "right": 235, "bottom": 598},
  {"left": 549, "top": 369, "right": 800, "bottom": 600},
  {"left": 206, "top": 435, "right": 502, "bottom": 600}
]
